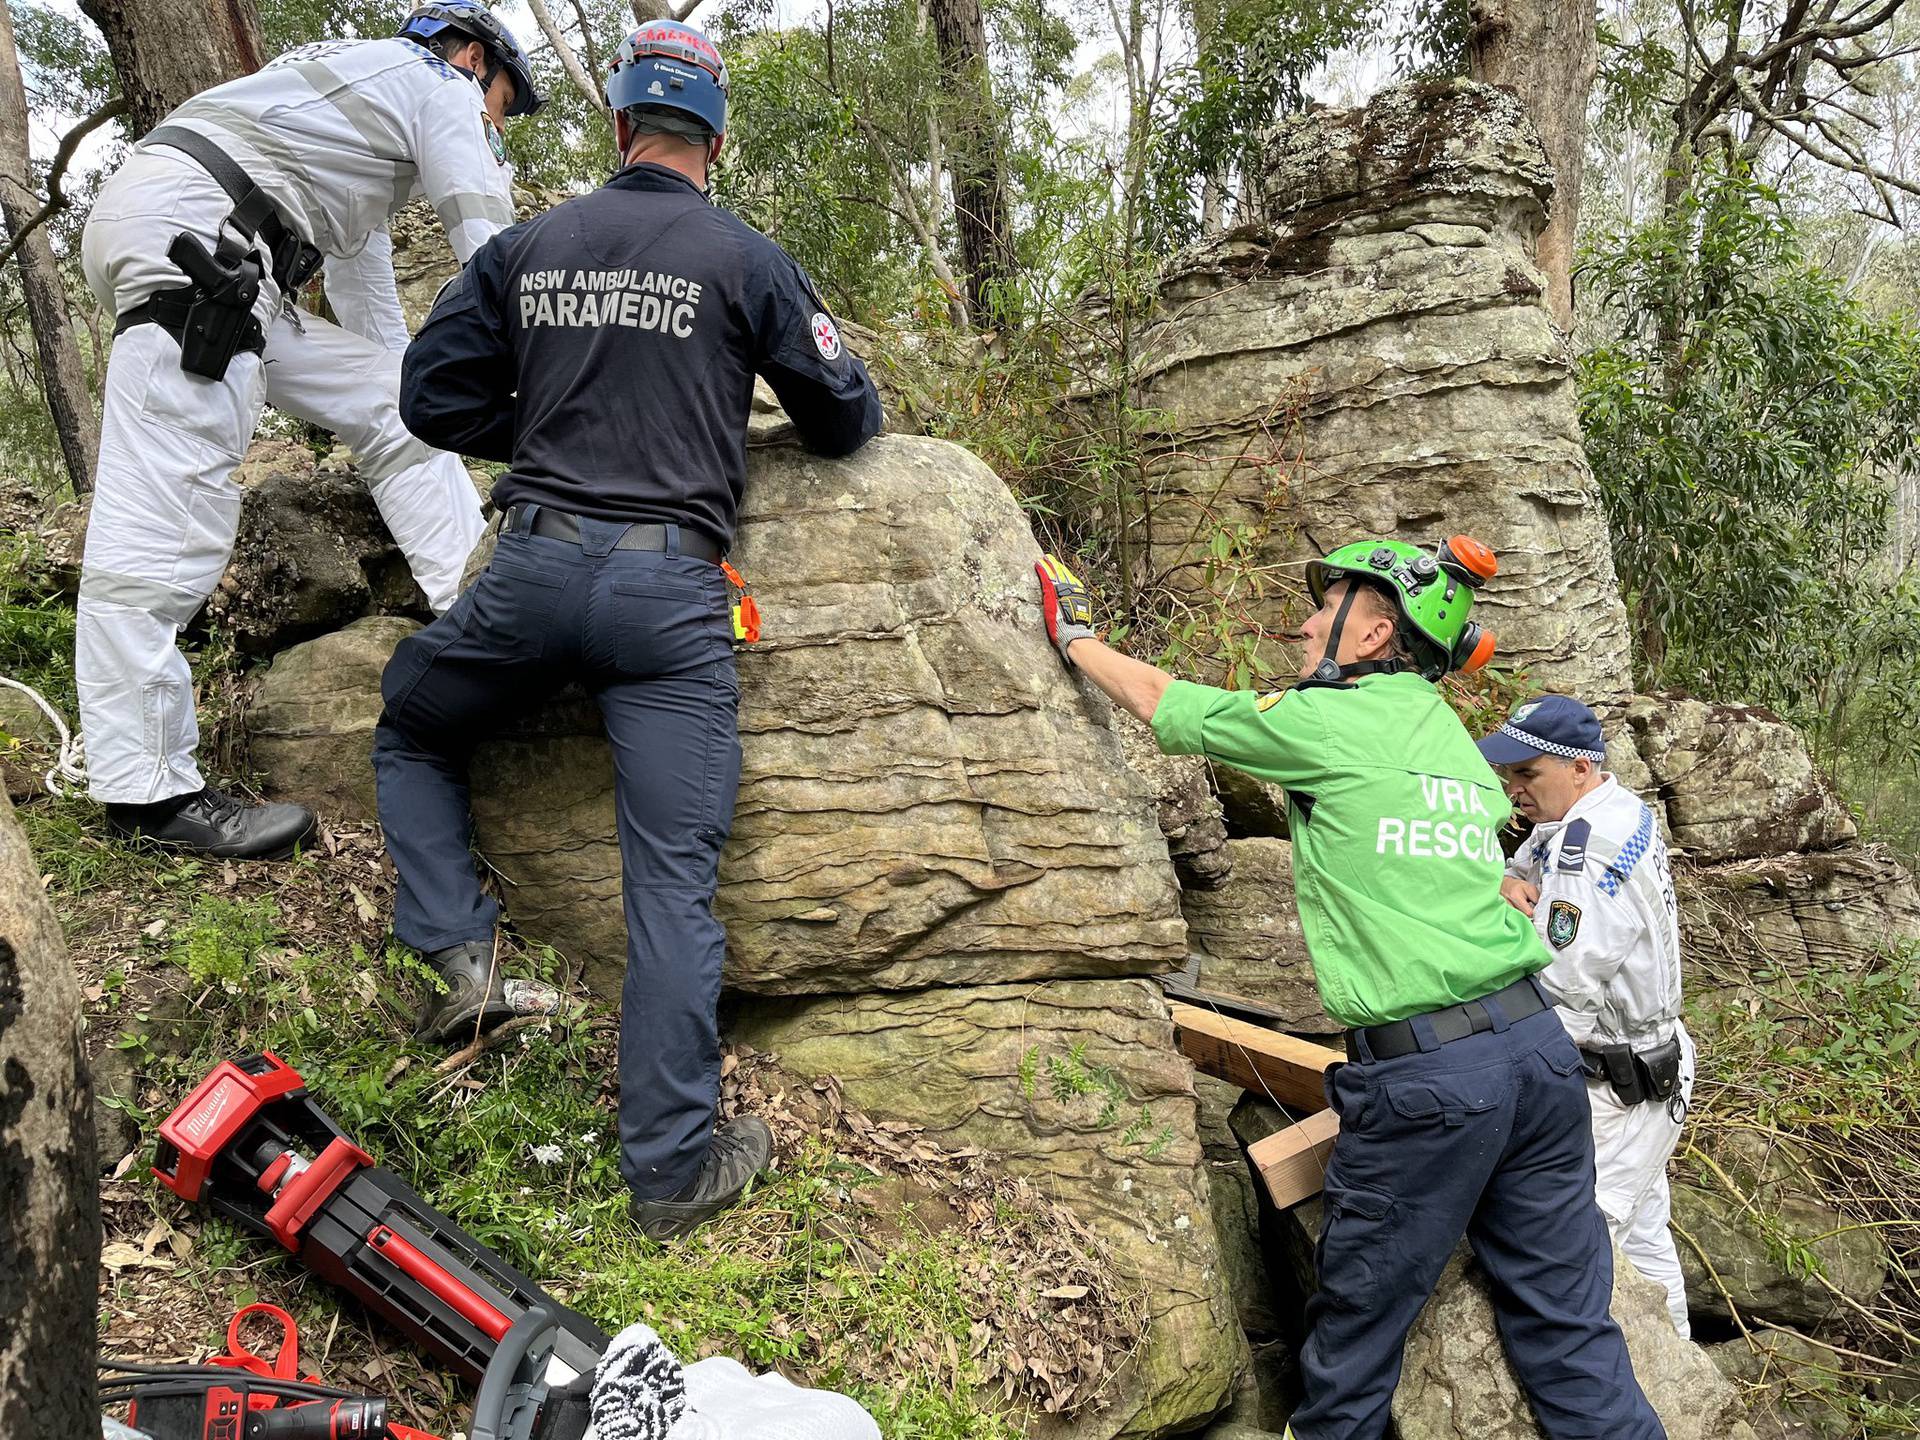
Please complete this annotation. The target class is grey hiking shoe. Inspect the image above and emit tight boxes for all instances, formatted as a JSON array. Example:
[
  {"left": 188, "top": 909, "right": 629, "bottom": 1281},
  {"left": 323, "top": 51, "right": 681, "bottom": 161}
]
[
  {"left": 629, "top": 1116, "right": 773, "bottom": 1242},
  {"left": 415, "top": 938, "right": 515, "bottom": 1045}
]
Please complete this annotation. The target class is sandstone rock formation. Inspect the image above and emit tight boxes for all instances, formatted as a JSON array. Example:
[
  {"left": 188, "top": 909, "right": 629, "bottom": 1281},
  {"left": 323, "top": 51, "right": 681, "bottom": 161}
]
[
  {"left": 248, "top": 433, "right": 1230, "bottom": 1435},
  {"left": 731, "top": 979, "right": 1244, "bottom": 1439},
  {"left": 1672, "top": 1180, "right": 1888, "bottom": 1328},
  {"left": 209, "top": 440, "right": 440, "bottom": 655},
  {"left": 251, "top": 440, "right": 1188, "bottom": 996},
  {"left": 1392, "top": 1241, "right": 1760, "bottom": 1440},
  {"left": 466, "top": 435, "right": 1187, "bottom": 996},
  {"left": 1624, "top": 696, "right": 1856, "bottom": 861},
  {"left": 1109, "top": 80, "right": 1634, "bottom": 702},
  {"left": 1679, "top": 846, "right": 1920, "bottom": 995},
  {"left": 249, "top": 615, "right": 422, "bottom": 824},
  {"left": 1179, "top": 839, "right": 1331, "bottom": 1031},
  {"left": 1114, "top": 714, "right": 1233, "bottom": 890}
]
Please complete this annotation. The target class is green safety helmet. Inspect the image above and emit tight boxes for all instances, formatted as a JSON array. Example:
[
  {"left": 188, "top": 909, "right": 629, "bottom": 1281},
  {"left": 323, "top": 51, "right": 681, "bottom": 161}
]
[{"left": 1303, "top": 534, "right": 1500, "bottom": 683}]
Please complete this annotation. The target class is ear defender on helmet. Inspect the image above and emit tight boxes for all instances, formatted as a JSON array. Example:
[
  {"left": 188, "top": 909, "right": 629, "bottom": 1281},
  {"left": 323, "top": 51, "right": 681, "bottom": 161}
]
[
  {"left": 1453, "top": 621, "right": 1497, "bottom": 674},
  {"left": 1437, "top": 534, "right": 1498, "bottom": 588}
]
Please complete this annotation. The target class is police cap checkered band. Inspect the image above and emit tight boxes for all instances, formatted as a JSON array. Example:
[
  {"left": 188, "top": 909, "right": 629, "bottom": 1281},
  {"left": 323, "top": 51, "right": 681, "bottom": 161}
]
[
  {"left": 1493, "top": 722, "right": 1604, "bottom": 761},
  {"left": 1475, "top": 694, "right": 1606, "bottom": 766}
]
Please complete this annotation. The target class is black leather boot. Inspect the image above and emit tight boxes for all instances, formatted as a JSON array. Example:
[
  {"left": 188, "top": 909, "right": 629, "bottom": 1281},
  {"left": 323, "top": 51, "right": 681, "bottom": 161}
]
[
  {"left": 104, "top": 786, "right": 316, "bottom": 860},
  {"left": 414, "top": 938, "right": 516, "bottom": 1044},
  {"left": 629, "top": 1116, "right": 774, "bottom": 1242}
]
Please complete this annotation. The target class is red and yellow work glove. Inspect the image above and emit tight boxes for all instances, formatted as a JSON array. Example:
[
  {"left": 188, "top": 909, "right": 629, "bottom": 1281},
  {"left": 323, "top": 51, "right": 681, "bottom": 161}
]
[{"left": 1035, "top": 554, "right": 1098, "bottom": 666}]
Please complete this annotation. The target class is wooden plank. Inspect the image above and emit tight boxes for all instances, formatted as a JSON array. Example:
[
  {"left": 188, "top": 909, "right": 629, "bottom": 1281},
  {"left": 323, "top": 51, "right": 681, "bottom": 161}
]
[
  {"left": 1247, "top": 1109, "right": 1341, "bottom": 1209},
  {"left": 1169, "top": 1001, "right": 1341, "bottom": 1113}
]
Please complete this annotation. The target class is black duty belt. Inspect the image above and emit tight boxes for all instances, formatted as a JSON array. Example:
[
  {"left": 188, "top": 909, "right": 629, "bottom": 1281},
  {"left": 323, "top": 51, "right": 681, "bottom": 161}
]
[
  {"left": 504, "top": 504, "right": 723, "bottom": 564},
  {"left": 142, "top": 125, "right": 324, "bottom": 296},
  {"left": 1346, "top": 975, "right": 1548, "bottom": 1062}
]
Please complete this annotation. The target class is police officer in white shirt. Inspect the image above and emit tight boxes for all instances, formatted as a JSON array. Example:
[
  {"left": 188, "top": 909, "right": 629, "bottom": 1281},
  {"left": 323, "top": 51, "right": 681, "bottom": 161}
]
[
  {"left": 1480, "top": 695, "right": 1695, "bottom": 1336},
  {"left": 77, "top": 0, "right": 541, "bottom": 858}
]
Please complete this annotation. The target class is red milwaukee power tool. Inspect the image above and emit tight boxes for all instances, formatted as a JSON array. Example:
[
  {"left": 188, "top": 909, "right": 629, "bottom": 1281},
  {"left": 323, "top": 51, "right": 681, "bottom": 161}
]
[{"left": 148, "top": 1053, "right": 607, "bottom": 1439}]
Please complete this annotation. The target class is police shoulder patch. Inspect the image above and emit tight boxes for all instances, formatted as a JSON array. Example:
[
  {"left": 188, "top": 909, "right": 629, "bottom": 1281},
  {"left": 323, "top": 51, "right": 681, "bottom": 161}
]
[
  {"left": 485, "top": 116, "right": 507, "bottom": 165},
  {"left": 1546, "top": 899, "right": 1582, "bottom": 949}
]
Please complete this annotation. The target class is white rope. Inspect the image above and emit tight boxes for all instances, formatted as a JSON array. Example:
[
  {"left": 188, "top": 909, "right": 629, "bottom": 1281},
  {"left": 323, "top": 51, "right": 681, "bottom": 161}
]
[{"left": 0, "top": 675, "right": 86, "bottom": 795}]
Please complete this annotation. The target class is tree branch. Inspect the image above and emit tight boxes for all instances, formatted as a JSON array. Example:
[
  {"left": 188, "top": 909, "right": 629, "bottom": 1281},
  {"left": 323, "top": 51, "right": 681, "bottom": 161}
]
[
  {"left": 0, "top": 95, "right": 126, "bottom": 272},
  {"left": 524, "top": 0, "right": 604, "bottom": 110}
]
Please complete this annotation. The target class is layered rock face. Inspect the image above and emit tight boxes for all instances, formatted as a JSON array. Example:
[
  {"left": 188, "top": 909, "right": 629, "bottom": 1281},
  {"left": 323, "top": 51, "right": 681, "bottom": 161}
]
[
  {"left": 733, "top": 981, "right": 1245, "bottom": 1439},
  {"left": 248, "top": 434, "right": 1231, "bottom": 1436},
  {"left": 465, "top": 436, "right": 1188, "bottom": 996},
  {"left": 1113, "top": 80, "right": 1634, "bottom": 703}
]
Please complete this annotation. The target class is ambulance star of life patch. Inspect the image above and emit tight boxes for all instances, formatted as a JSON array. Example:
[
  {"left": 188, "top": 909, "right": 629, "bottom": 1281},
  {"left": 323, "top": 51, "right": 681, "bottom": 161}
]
[
  {"left": 1547, "top": 898, "right": 1582, "bottom": 949},
  {"left": 810, "top": 311, "right": 842, "bottom": 360}
]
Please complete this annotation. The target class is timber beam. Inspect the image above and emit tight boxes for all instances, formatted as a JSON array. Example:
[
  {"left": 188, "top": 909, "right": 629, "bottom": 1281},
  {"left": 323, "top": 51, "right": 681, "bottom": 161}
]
[{"left": 1169, "top": 1000, "right": 1344, "bottom": 1209}]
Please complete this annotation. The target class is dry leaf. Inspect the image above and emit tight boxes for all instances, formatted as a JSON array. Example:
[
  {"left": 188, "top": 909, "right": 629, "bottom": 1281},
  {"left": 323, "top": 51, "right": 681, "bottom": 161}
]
[
  {"left": 100, "top": 1242, "right": 173, "bottom": 1272},
  {"left": 349, "top": 884, "right": 378, "bottom": 926},
  {"left": 1040, "top": 1285, "right": 1090, "bottom": 1301}
]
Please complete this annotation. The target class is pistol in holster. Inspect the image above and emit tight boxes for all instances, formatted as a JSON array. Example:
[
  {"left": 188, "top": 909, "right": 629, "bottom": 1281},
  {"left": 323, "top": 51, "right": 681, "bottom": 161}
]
[{"left": 165, "top": 229, "right": 266, "bottom": 381}]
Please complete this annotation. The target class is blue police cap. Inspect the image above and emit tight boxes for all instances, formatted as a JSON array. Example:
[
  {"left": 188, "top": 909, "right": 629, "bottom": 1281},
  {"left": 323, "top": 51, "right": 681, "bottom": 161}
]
[{"left": 1477, "top": 694, "right": 1606, "bottom": 765}]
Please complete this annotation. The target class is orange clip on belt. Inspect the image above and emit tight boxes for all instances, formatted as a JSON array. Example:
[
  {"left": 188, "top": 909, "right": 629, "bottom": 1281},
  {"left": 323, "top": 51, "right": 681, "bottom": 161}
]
[{"left": 721, "top": 561, "right": 760, "bottom": 644}]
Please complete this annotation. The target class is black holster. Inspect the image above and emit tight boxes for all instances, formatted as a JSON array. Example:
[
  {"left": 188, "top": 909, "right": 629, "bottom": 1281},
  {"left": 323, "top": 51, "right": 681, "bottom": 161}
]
[
  {"left": 114, "top": 125, "right": 323, "bottom": 380},
  {"left": 165, "top": 230, "right": 264, "bottom": 379}
]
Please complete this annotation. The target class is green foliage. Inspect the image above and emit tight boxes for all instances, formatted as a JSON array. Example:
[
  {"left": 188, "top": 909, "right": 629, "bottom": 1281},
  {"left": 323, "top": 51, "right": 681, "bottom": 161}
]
[
  {"left": 1152, "top": 0, "right": 1377, "bottom": 248},
  {"left": 166, "top": 894, "right": 286, "bottom": 990},
  {"left": 1579, "top": 166, "right": 1920, "bottom": 765}
]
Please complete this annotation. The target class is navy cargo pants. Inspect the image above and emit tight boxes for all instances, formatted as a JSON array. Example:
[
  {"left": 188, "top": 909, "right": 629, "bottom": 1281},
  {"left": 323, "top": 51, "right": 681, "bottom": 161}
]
[
  {"left": 372, "top": 514, "right": 742, "bottom": 1201},
  {"left": 1290, "top": 996, "right": 1666, "bottom": 1440}
]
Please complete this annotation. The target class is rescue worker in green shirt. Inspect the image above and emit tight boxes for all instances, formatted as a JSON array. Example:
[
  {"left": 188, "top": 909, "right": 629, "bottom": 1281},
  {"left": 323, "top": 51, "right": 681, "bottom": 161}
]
[{"left": 1033, "top": 541, "right": 1665, "bottom": 1440}]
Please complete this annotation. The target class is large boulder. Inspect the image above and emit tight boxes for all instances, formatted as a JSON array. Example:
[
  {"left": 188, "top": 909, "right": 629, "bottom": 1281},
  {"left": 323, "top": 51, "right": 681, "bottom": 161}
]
[
  {"left": 247, "top": 616, "right": 422, "bottom": 824},
  {"left": 1103, "top": 80, "right": 1633, "bottom": 702},
  {"left": 1114, "top": 714, "right": 1233, "bottom": 890},
  {"left": 1271, "top": 1200, "right": 1760, "bottom": 1437},
  {"left": 1708, "top": 1332, "right": 1853, "bottom": 1440},
  {"left": 465, "top": 435, "right": 1187, "bottom": 995},
  {"left": 730, "top": 978, "right": 1245, "bottom": 1439},
  {"left": 1624, "top": 697, "right": 1855, "bottom": 862},
  {"left": 207, "top": 438, "right": 434, "bottom": 655},
  {"left": 1678, "top": 846, "right": 1920, "bottom": 996},
  {"left": 1672, "top": 1181, "right": 1888, "bottom": 1329},
  {"left": 1391, "top": 1241, "right": 1760, "bottom": 1440},
  {"left": 1195, "top": 1075, "right": 1282, "bottom": 1343},
  {"left": 250, "top": 438, "right": 1187, "bottom": 996},
  {"left": 1179, "top": 839, "right": 1332, "bottom": 1032}
]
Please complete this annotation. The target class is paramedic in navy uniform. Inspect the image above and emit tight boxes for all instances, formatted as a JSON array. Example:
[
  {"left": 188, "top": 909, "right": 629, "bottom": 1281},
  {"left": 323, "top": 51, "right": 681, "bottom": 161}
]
[{"left": 379, "top": 19, "right": 882, "bottom": 1241}]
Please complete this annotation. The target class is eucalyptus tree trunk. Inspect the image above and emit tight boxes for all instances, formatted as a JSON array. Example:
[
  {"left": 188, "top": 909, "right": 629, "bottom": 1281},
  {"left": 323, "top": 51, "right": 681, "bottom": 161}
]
[
  {"left": 79, "top": 0, "right": 265, "bottom": 137},
  {"left": 0, "top": 788, "right": 100, "bottom": 1440},
  {"left": 1468, "top": 0, "right": 1595, "bottom": 332},
  {"left": 0, "top": 0, "right": 98, "bottom": 493},
  {"left": 929, "top": 0, "right": 1017, "bottom": 324}
]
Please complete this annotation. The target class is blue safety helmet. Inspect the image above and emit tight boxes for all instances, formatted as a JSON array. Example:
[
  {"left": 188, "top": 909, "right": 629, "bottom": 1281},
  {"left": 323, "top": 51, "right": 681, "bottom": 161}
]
[
  {"left": 398, "top": 0, "right": 545, "bottom": 117},
  {"left": 605, "top": 20, "right": 729, "bottom": 139}
]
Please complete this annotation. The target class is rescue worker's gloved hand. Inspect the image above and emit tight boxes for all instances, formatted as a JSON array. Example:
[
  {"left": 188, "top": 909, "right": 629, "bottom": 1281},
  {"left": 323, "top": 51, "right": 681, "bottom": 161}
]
[{"left": 1035, "top": 554, "right": 1097, "bottom": 666}]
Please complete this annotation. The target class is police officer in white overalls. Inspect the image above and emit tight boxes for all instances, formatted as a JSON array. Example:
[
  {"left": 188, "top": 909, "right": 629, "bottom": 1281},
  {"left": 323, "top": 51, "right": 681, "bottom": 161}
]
[
  {"left": 1481, "top": 695, "right": 1695, "bottom": 1335},
  {"left": 78, "top": 0, "right": 541, "bottom": 858}
]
